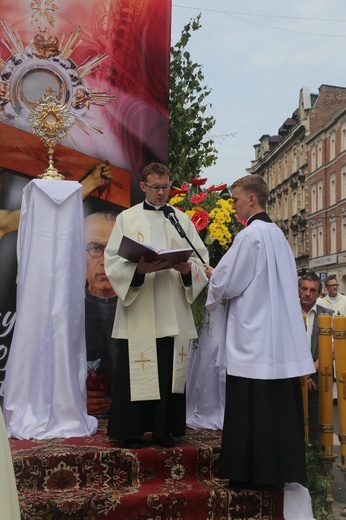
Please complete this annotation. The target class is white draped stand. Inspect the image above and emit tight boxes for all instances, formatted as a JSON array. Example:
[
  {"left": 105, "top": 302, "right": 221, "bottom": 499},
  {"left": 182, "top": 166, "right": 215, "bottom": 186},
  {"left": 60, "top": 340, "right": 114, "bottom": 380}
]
[
  {"left": 186, "top": 304, "right": 226, "bottom": 430},
  {"left": 3, "top": 180, "right": 97, "bottom": 439},
  {"left": 186, "top": 306, "right": 315, "bottom": 520}
]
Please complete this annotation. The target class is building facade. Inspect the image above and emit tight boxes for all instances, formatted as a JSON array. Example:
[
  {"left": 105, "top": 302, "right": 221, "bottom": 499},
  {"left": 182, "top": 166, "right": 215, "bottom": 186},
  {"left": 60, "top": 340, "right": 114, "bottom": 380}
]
[
  {"left": 306, "top": 101, "right": 346, "bottom": 293},
  {"left": 247, "top": 84, "right": 346, "bottom": 292}
]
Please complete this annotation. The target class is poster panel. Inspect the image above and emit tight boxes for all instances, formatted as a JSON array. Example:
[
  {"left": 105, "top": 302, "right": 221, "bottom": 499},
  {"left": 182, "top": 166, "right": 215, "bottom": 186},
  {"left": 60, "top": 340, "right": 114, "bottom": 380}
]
[{"left": 0, "top": 0, "right": 172, "bottom": 397}]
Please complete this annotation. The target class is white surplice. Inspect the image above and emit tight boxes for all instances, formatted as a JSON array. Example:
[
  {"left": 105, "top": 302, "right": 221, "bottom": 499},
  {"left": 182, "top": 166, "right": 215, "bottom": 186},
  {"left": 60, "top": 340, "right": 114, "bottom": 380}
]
[
  {"left": 3, "top": 180, "right": 97, "bottom": 439},
  {"left": 206, "top": 219, "right": 315, "bottom": 379}
]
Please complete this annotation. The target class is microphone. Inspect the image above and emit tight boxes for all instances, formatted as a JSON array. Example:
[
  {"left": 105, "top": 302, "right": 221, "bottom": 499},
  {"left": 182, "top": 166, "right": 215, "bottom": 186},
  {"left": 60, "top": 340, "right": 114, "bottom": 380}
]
[
  {"left": 163, "top": 205, "right": 205, "bottom": 264},
  {"left": 163, "top": 206, "right": 186, "bottom": 238}
]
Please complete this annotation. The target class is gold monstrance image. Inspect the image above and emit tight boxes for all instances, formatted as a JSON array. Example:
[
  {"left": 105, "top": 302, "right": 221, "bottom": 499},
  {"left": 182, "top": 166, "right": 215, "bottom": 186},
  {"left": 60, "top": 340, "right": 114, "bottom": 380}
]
[{"left": 29, "top": 87, "right": 74, "bottom": 179}]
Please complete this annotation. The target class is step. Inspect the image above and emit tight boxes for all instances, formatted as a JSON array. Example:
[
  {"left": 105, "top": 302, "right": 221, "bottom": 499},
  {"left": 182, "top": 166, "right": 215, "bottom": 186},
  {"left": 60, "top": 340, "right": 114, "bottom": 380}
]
[{"left": 18, "top": 479, "right": 282, "bottom": 519}]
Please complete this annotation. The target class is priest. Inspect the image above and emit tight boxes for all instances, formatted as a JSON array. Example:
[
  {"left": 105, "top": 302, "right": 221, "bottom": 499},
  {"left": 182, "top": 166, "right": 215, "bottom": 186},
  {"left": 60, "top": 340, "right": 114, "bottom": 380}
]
[{"left": 104, "top": 162, "right": 208, "bottom": 448}]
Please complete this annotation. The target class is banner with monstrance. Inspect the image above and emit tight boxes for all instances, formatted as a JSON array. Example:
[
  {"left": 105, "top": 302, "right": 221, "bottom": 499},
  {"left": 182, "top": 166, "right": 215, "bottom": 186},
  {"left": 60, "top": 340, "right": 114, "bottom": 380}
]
[{"left": 0, "top": 0, "right": 172, "bottom": 395}]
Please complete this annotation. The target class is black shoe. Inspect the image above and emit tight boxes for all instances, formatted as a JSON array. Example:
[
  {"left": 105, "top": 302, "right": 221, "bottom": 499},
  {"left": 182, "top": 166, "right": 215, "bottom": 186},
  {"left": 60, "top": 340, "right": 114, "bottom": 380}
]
[
  {"left": 123, "top": 437, "right": 142, "bottom": 449},
  {"left": 152, "top": 434, "right": 176, "bottom": 447}
]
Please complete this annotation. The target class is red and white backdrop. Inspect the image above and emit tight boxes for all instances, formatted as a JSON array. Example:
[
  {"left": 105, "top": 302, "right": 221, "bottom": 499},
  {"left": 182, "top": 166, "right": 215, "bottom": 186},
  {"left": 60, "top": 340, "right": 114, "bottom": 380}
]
[{"left": 0, "top": 0, "right": 172, "bottom": 393}]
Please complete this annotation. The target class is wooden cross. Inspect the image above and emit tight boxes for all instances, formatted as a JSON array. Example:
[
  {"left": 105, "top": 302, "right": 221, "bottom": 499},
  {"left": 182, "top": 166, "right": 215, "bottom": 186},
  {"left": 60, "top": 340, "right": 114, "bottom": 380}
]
[
  {"left": 179, "top": 346, "right": 187, "bottom": 363},
  {"left": 337, "top": 371, "right": 346, "bottom": 399},
  {"left": 320, "top": 365, "right": 333, "bottom": 392},
  {"left": 134, "top": 352, "right": 151, "bottom": 369}
]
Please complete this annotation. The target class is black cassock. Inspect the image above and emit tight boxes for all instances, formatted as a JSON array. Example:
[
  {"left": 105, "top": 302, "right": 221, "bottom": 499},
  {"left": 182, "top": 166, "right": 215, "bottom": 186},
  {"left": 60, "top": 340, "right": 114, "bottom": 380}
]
[{"left": 107, "top": 337, "right": 186, "bottom": 440}]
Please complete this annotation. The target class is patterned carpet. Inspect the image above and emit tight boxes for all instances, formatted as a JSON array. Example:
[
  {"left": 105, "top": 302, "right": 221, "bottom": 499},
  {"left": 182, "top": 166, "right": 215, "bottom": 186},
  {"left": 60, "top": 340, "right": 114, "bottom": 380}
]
[{"left": 10, "top": 420, "right": 284, "bottom": 519}]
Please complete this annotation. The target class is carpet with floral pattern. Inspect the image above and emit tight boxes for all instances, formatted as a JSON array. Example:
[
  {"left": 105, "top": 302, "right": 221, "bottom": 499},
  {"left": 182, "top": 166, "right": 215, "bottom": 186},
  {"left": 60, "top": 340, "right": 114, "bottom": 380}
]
[{"left": 10, "top": 419, "right": 284, "bottom": 519}]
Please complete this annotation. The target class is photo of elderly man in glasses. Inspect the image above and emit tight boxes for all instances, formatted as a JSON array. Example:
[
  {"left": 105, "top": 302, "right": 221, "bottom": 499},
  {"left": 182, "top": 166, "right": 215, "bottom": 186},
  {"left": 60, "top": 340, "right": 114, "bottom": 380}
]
[{"left": 84, "top": 211, "right": 118, "bottom": 417}]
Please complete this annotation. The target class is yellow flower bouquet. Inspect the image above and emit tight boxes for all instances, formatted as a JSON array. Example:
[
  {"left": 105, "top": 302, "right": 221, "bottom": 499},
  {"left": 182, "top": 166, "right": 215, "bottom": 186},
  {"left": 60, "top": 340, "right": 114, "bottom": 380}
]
[
  {"left": 169, "top": 178, "right": 244, "bottom": 334},
  {"left": 169, "top": 177, "right": 244, "bottom": 267}
]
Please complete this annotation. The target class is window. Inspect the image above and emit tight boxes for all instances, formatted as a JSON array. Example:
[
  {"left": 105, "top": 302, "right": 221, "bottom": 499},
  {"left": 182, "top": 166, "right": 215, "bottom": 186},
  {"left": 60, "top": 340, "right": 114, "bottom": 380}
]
[
  {"left": 330, "top": 173, "right": 336, "bottom": 205},
  {"left": 311, "top": 184, "right": 316, "bottom": 213},
  {"left": 342, "top": 125, "right": 346, "bottom": 151},
  {"left": 311, "top": 148, "right": 316, "bottom": 172},
  {"left": 342, "top": 218, "right": 346, "bottom": 251},
  {"left": 312, "top": 230, "right": 317, "bottom": 257},
  {"left": 292, "top": 191, "right": 297, "bottom": 215},
  {"left": 330, "top": 132, "right": 336, "bottom": 160},
  {"left": 317, "top": 142, "right": 323, "bottom": 168},
  {"left": 318, "top": 226, "right": 324, "bottom": 257},
  {"left": 341, "top": 167, "right": 346, "bottom": 198},
  {"left": 317, "top": 180, "right": 323, "bottom": 210},
  {"left": 330, "top": 222, "right": 336, "bottom": 254}
]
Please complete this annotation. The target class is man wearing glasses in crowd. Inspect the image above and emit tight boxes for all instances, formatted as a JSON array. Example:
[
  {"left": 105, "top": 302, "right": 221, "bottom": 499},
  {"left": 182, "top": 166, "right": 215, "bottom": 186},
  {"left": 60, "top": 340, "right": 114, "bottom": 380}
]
[
  {"left": 317, "top": 274, "right": 346, "bottom": 316},
  {"left": 104, "top": 162, "right": 208, "bottom": 448}
]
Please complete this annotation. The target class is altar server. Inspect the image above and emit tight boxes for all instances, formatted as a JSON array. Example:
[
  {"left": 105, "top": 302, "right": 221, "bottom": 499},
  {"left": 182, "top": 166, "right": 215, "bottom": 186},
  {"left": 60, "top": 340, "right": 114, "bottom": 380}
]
[{"left": 205, "top": 174, "right": 315, "bottom": 488}]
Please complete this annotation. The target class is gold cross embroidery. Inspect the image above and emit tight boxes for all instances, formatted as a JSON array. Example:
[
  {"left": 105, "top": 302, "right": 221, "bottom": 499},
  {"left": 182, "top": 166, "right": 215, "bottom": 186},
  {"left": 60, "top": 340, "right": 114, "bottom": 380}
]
[
  {"left": 134, "top": 352, "right": 151, "bottom": 369},
  {"left": 337, "top": 371, "right": 346, "bottom": 399},
  {"left": 320, "top": 365, "right": 333, "bottom": 392},
  {"left": 179, "top": 346, "right": 187, "bottom": 363}
]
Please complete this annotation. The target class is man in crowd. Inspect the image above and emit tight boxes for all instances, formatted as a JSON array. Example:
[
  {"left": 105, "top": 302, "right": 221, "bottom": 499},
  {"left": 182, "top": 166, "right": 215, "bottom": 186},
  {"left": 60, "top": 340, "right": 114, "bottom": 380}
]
[
  {"left": 104, "top": 162, "right": 208, "bottom": 448},
  {"left": 299, "top": 271, "right": 333, "bottom": 445},
  {"left": 317, "top": 274, "right": 346, "bottom": 316},
  {"left": 84, "top": 211, "right": 118, "bottom": 417},
  {"left": 204, "top": 174, "right": 314, "bottom": 490}
]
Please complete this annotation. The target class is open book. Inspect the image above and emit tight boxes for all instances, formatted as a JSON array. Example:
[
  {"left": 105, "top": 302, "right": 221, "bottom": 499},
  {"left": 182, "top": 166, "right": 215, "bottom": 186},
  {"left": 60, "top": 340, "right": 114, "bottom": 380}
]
[{"left": 117, "top": 235, "right": 193, "bottom": 269}]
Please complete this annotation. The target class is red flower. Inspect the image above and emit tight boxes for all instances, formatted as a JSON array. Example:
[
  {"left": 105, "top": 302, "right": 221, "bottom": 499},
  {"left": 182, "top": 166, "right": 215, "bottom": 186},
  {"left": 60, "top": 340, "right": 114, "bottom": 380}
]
[
  {"left": 191, "top": 210, "right": 210, "bottom": 231},
  {"left": 207, "top": 183, "right": 228, "bottom": 192},
  {"left": 169, "top": 184, "right": 189, "bottom": 196},
  {"left": 235, "top": 214, "right": 247, "bottom": 226},
  {"left": 190, "top": 178, "right": 207, "bottom": 186},
  {"left": 190, "top": 193, "right": 208, "bottom": 204}
]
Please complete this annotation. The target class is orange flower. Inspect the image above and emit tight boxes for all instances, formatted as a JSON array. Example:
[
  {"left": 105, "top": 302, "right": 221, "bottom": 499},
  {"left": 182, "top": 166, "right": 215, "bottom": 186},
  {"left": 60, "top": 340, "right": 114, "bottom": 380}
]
[
  {"left": 191, "top": 210, "right": 210, "bottom": 231},
  {"left": 190, "top": 193, "right": 208, "bottom": 204},
  {"left": 169, "top": 184, "right": 189, "bottom": 196}
]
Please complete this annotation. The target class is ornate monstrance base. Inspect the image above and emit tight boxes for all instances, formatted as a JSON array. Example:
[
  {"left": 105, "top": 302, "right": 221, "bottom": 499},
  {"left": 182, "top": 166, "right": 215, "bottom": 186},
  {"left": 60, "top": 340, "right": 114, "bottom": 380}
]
[{"left": 30, "top": 87, "right": 74, "bottom": 179}]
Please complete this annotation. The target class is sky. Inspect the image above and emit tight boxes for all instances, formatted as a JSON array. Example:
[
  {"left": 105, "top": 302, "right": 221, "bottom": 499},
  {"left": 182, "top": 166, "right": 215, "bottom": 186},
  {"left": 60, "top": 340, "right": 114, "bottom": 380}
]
[{"left": 171, "top": 1, "right": 346, "bottom": 187}]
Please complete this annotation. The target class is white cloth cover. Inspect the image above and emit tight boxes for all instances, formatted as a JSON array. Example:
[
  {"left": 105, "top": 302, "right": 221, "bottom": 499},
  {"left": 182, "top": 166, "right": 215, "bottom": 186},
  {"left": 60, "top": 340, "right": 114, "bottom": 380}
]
[
  {"left": 186, "top": 304, "right": 226, "bottom": 430},
  {"left": 3, "top": 179, "right": 97, "bottom": 439},
  {"left": 283, "top": 483, "right": 315, "bottom": 520},
  {"left": 0, "top": 408, "right": 20, "bottom": 519}
]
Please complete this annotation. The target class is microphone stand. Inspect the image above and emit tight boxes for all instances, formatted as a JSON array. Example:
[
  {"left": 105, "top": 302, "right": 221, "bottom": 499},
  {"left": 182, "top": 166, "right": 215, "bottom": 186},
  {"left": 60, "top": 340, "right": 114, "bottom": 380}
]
[{"left": 163, "top": 206, "right": 206, "bottom": 264}]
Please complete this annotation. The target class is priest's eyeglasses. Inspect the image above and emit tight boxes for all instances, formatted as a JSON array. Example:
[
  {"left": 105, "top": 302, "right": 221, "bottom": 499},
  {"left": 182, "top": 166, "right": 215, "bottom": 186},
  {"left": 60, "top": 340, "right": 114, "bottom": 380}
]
[
  {"left": 143, "top": 182, "right": 172, "bottom": 191},
  {"left": 86, "top": 242, "right": 105, "bottom": 258}
]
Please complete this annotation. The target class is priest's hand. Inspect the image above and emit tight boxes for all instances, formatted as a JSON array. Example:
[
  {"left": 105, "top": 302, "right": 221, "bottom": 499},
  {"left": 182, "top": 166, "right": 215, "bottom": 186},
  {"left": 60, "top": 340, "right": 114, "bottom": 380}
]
[
  {"left": 137, "top": 255, "right": 168, "bottom": 274},
  {"left": 173, "top": 261, "right": 191, "bottom": 275}
]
